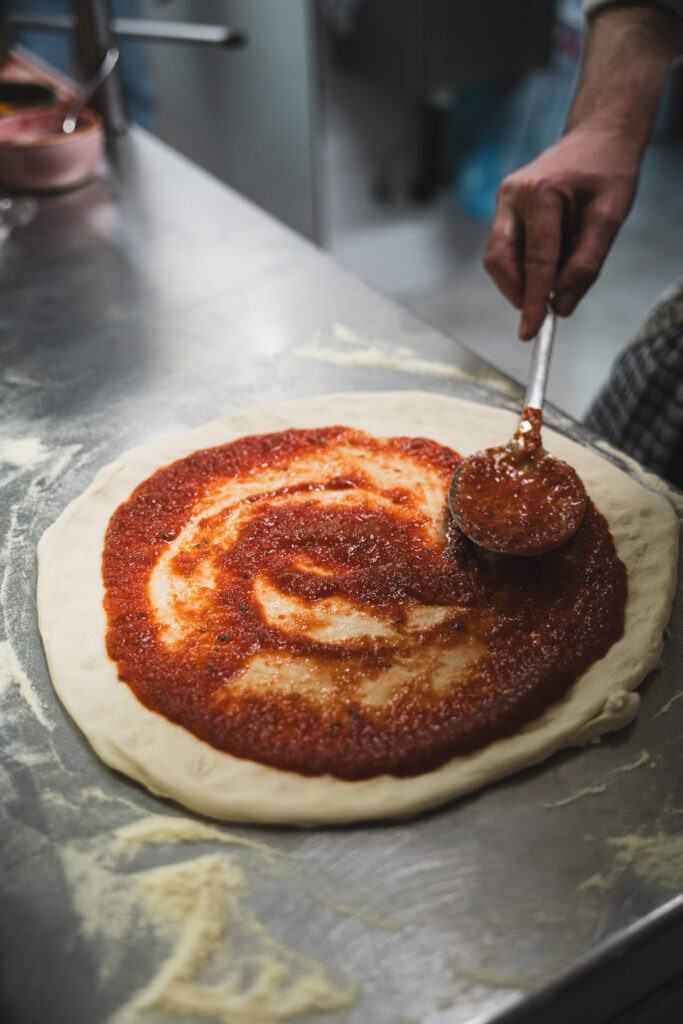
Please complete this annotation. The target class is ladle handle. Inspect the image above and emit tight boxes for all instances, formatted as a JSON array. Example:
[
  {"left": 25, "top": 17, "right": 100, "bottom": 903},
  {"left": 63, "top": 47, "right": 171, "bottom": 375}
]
[
  {"left": 524, "top": 308, "right": 556, "bottom": 411},
  {"left": 62, "top": 46, "right": 120, "bottom": 134}
]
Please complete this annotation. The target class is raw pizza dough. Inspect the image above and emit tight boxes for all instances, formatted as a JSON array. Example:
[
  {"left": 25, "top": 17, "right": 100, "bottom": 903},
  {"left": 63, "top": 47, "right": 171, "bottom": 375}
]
[{"left": 37, "top": 392, "right": 679, "bottom": 824}]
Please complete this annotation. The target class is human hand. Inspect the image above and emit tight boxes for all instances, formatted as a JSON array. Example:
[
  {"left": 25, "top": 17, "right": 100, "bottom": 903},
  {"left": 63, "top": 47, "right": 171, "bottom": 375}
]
[{"left": 483, "top": 126, "right": 640, "bottom": 340}]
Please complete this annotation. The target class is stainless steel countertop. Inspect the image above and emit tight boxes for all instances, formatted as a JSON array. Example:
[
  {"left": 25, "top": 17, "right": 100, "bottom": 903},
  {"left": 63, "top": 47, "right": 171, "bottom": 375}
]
[{"left": 1, "top": 129, "right": 682, "bottom": 1024}]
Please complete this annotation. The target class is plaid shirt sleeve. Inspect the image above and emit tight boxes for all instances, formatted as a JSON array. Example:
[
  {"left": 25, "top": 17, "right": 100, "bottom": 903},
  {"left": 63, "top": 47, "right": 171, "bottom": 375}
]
[{"left": 584, "top": 278, "right": 683, "bottom": 486}]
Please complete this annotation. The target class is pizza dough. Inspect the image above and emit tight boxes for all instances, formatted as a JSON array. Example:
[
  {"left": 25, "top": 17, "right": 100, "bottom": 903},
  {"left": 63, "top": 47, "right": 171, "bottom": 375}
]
[{"left": 37, "top": 392, "right": 679, "bottom": 825}]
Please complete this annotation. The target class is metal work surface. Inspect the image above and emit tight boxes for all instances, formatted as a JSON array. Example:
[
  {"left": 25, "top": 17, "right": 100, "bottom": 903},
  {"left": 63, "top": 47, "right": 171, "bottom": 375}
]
[{"left": 1, "top": 130, "right": 682, "bottom": 1024}]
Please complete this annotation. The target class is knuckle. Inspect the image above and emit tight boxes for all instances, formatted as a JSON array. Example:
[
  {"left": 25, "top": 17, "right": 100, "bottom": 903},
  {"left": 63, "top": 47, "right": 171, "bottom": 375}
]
[
  {"left": 593, "top": 208, "right": 620, "bottom": 233},
  {"left": 524, "top": 249, "right": 550, "bottom": 270},
  {"left": 570, "top": 259, "right": 600, "bottom": 285},
  {"left": 520, "top": 174, "right": 551, "bottom": 199},
  {"left": 497, "top": 177, "right": 517, "bottom": 202},
  {"left": 483, "top": 247, "right": 502, "bottom": 274}
]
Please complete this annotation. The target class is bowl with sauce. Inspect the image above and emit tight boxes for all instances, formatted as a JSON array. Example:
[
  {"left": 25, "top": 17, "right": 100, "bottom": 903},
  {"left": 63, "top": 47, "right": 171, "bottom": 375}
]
[
  {"left": 0, "top": 106, "right": 103, "bottom": 191},
  {"left": 0, "top": 81, "right": 57, "bottom": 115}
]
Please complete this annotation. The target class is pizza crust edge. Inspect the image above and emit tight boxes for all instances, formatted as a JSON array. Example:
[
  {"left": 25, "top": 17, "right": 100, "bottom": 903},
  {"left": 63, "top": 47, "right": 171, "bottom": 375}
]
[{"left": 37, "top": 391, "right": 679, "bottom": 824}]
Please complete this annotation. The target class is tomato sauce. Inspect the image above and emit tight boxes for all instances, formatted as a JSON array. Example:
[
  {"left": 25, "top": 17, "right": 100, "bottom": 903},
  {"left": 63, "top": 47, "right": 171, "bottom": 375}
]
[
  {"left": 454, "top": 407, "right": 587, "bottom": 555},
  {"left": 103, "top": 425, "right": 626, "bottom": 780}
]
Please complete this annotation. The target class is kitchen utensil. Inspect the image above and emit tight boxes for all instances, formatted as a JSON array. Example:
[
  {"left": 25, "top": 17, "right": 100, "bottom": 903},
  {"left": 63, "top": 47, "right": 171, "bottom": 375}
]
[
  {"left": 448, "top": 310, "right": 587, "bottom": 555},
  {"left": 62, "top": 46, "right": 119, "bottom": 134}
]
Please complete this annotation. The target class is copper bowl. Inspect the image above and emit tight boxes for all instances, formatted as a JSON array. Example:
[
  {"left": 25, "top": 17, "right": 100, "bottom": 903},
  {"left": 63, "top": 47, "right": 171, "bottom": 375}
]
[{"left": 0, "top": 106, "right": 104, "bottom": 191}]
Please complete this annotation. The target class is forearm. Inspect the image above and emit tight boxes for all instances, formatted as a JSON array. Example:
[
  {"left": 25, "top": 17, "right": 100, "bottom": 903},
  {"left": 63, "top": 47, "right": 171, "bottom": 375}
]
[{"left": 568, "top": 4, "right": 683, "bottom": 157}]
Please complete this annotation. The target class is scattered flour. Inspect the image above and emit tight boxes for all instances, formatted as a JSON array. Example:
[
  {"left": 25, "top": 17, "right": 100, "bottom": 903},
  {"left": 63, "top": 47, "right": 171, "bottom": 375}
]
[
  {"left": 609, "top": 749, "right": 651, "bottom": 774},
  {"left": 530, "top": 907, "right": 565, "bottom": 926},
  {"left": 0, "top": 639, "right": 54, "bottom": 731},
  {"left": 543, "top": 750, "right": 652, "bottom": 809},
  {"left": 112, "top": 815, "right": 290, "bottom": 865},
  {"left": 331, "top": 323, "right": 362, "bottom": 345},
  {"left": 609, "top": 833, "right": 683, "bottom": 891},
  {"left": 0, "top": 655, "right": 10, "bottom": 699},
  {"left": 543, "top": 784, "right": 609, "bottom": 810},
  {"left": 653, "top": 688, "right": 683, "bottom": 720},
  {"left": 0, "top": 437, "right": 50, "bottom": 468},
  {"left": 2, "top": 370, "right": 41, "bottom": 388},
  {"left": 578, "top": 831, "right": 683, "bottom": 896},
  {"left": 59, "top": 813, "right": 357, "bottom": 1024},
  {"left": 293, "top": 333, "right": 518, "bottom": 398},
  {"left": 577, "top": 873, "right": 612, "bottom": 896},
  {"left": 4, "top": 741, "right": 53, "bottom": 767}
]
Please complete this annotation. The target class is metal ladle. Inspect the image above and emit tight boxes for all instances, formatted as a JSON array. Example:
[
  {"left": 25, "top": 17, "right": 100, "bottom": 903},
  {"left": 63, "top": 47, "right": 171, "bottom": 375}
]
[
  {"left": 448, "top": 310, "right": 587, "bottom": 556},
  {"left": 62, "top": 46, "right": 120, "bottom": 134}
]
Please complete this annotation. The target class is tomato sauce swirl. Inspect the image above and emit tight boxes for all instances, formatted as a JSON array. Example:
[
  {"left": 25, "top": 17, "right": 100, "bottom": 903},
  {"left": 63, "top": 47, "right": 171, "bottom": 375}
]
[{"left": 103, "top": 425, "right": 627, "bottom": 780}]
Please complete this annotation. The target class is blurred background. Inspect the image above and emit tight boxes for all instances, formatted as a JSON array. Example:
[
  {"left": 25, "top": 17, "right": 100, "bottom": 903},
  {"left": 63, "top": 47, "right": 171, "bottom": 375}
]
[{"left": 6, "top": 0, "right": 683, "bottom": 419}]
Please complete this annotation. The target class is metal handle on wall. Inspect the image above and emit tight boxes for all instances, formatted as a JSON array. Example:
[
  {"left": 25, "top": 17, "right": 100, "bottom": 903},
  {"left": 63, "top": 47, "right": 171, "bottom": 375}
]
[{"left": 5, "top": 0, "right": 247, "bottom": 134}]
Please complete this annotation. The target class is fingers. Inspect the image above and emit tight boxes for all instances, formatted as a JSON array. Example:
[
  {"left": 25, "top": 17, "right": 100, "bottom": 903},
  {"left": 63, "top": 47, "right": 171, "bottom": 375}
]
[
  {"left": 483, "top": 198, "right": 524, "bottom": 310},
  {"left": 484, "top": 134, "right": 638, "bottom": 332},
  {"left": 484, "top": 176, "right": 565, "bottom": 341},
  {"left": 553, "top": 202, "right": 623, "bottom": 316},
  {"left": 518, "top": 186, "right": 564, "bottom": 340}
]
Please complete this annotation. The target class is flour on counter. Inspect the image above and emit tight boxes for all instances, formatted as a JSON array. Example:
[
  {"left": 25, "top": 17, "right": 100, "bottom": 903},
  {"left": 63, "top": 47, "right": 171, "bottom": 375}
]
[
  {"left": 2, "top": 370, "right": 41, "bottom": 388},
  {"left": 331, "top": 322, "right": 362, "bottom": 345},
  {"left": 577, "top": 873, "right": 612, "bottom": 895},
  {"left": 530, "top": 907, "right": 565, "bottom": 926},
  {"left": 542, "top": 784, "right": 608, "bottom": 810},
  {"left": 653, "top": 688, "right": 683, "bottom": 720},
  {"left": 609, "top": 750, "right": 651, "bottom": 774},
  {"left": 608, "top": 832, "right": 683, "bottom": 891},
  {"left": 543, "top": 750, "right": 652, "bottom": 810},
  {"left": 0, "top": 437, "right": 50, "bottom": 468},
  {"left": 4, "top": 741, "right": 53, "bottom": 767},
  {"left": 112, "top": 814, "right": 290, "bottom": 865},
  {"left": 578, "top": 830, "right": 683, "bottom": 896},
  {"left": 294, "top": 333, "right": 519, "bottom": 398},
  {"left": 0, "top": 640, "right": 54, "bottom": 731},
  {"left": 58, "top": 815, "right": 356, "bottom": 1024}
]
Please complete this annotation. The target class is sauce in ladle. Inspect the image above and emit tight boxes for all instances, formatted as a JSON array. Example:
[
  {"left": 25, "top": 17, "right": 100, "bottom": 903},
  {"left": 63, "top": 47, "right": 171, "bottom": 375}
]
[{"left": 450, "top": 407, "right": 587, "bottom": 556}]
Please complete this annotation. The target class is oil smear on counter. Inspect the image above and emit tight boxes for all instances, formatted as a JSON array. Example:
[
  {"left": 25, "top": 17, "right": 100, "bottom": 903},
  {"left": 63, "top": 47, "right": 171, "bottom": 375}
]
[{"left": 60, "top": 813, "right": 357, "bottom": 1024}]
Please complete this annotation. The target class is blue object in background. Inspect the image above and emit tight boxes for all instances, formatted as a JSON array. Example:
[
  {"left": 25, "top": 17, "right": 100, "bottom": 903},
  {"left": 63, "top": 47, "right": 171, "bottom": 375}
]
[{"left": 451, "top": 3, "right": 582, "bottom": 221}]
